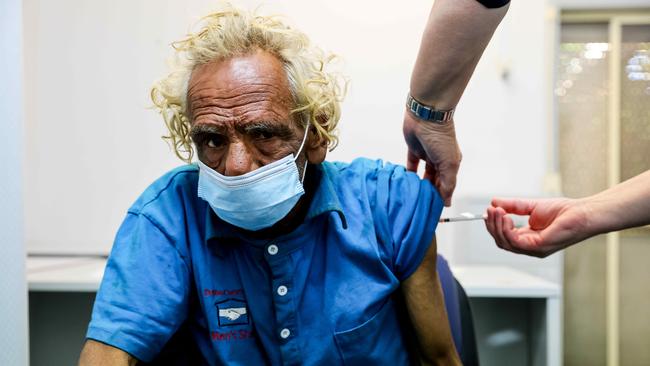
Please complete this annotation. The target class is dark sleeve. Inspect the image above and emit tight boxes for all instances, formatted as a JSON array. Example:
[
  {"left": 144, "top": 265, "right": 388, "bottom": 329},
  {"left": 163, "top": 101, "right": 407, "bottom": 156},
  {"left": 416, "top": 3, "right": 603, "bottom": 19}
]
[{"left": 475, "top": 0, "right": 510, "bottom": 8}]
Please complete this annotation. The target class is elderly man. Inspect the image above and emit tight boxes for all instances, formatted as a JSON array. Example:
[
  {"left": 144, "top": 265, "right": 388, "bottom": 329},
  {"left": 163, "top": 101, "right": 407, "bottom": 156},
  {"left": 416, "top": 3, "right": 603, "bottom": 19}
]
[{"left": 79, "top": 5, "right": 461, "bottom": 366}]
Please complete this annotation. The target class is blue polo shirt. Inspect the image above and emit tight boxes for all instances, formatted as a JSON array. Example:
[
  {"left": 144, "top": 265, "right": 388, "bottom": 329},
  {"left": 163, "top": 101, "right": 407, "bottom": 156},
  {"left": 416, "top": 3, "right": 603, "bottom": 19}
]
[{"left": 86, "top": 158, "right": 451, "bottom": 365}]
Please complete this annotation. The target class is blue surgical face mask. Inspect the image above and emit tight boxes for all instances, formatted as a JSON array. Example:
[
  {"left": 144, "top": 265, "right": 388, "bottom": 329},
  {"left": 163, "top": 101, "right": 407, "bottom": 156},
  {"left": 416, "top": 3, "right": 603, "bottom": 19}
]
[{"left": 197, "top": 129, "right": 309, "bottom": 231}]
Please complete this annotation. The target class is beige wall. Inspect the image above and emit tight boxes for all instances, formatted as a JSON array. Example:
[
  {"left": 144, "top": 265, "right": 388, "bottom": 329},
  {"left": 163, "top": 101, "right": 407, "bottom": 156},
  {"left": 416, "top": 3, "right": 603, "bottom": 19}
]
[{"left": 558, "top": 12, "right": 650, "bottom": 366}]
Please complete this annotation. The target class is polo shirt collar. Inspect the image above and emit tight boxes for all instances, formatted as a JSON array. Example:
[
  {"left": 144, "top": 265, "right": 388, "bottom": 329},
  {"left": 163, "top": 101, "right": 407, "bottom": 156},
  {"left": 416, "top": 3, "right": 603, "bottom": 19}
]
[
  {"left": 304, "top": 162, "right": 347, "bottom": 228},
  {"left": 204, "top": 162, "right": 347, "bottom": 256}
]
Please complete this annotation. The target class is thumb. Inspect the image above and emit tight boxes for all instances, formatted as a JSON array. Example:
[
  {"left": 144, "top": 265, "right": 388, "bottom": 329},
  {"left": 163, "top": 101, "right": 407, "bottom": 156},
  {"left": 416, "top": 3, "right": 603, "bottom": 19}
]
[
  {"left": 406, "top": 150, "right": 420, "bottom": 173},
  {"left": 437, "top": 167, "right": 457, "bottom": 207}
]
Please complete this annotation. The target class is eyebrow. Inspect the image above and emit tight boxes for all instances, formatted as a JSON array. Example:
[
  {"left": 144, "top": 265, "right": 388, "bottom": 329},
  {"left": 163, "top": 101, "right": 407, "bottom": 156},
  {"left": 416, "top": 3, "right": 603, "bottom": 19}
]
[
  {"left": 189, "top": 121, "right": 296, "bottom": 142},
  {"left": 189, "top": 124, "right": 227, "bottom": 142},
  {"left": 240, "top": 121, "right": 294, "bottom": 138}
]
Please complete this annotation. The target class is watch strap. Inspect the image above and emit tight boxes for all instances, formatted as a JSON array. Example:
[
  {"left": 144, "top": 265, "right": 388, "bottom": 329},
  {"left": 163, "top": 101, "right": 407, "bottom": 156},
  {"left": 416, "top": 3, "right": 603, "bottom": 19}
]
[{"left": 406, "top": 93, "right": 455, "bottom": 123}]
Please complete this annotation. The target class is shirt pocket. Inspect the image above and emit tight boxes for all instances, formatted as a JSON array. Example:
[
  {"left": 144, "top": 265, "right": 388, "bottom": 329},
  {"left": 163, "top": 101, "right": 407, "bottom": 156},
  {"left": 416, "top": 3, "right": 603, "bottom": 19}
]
[{"left": 333, "top": 299, "right": 411, "bottom": 366}]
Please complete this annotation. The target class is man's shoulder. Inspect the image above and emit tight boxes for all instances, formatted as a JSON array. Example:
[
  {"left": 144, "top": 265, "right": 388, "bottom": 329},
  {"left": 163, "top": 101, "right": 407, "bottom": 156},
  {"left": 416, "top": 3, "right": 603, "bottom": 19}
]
[
  {"left": 128, "top": 164, "right": 200, "bottom": 215},
  {"left": 324, "top": 157, "right": 415, "bottom": 185},
  {"left": 323, "top": 157, "right": 436, "bottom": 211}
]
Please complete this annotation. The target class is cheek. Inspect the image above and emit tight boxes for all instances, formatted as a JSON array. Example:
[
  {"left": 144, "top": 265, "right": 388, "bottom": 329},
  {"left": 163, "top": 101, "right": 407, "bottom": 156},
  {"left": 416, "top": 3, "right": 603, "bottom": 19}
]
[
  {"left": 197, "top": 142, "right": 277, "bottom": 171},
  {"left": 253, "top": 139, "right": 295, "bottom": 159},
  {"left": 196, "top": 146, "right": 225, "bottom": 169}
]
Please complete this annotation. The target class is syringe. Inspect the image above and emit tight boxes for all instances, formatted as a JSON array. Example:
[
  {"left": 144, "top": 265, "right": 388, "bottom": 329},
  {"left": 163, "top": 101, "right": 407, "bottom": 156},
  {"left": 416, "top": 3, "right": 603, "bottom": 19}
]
[{"left": 439, "top": 212, "right": 487, "bottom": 223}]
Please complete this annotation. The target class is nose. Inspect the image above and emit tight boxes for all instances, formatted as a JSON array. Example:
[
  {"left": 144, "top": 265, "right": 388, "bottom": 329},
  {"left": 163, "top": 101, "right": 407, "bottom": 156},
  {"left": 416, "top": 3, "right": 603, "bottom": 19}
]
[{"left": 224, "top": 141, "right": 257, "bottom": 176}]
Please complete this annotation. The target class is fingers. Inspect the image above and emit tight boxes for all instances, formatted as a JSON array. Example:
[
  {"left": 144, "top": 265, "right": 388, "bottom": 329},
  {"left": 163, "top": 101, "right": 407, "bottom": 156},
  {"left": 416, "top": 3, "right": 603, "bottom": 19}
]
[
  {"left": 404, "top": 115, "right": 461, "bottom": 206},
  {"left": 486, "top": 207, "right": 509, "bottom": 250},
  {"left": 486, "top": 206, "right": 527, "bottom": 255},
  {"left": 491, "top": 197, "right": 536, "bottom": 216},
  {"left": 436, "top": 162, "right": 458, "bottom": 207},
  {"left": 423, "top": 162, "right": 455, "bottom": 207},
  {"left": 408, "top": 151, "right": 449, "bottom": 207},
  {"left": 492, "top": 207, "right": 520, "bottom": 253},
  {"left": 421, "top": 160, "right": 457, "bottom": 207},
  {"left": 407, "top": 152, "right": 449, "bottom": 206},
  {"left": 422, "top": 161, "right": 438, "bottom": 184},
  {"left": 485, "top": 207, "right": 496, "bottom": 237},
  {"left": 502, "top": 217, "right": 528, "bottom": 254},
  {"left": 406, "top": 150, "right": 420, "bottom": 173},
  {"left": 492, "top": 207, "right": 507, "bottom": 247},
  {"left": 486, "top": 205, "right": 552, "bottom": 258},
  {"left": 426, "top": 145, "right": 461, "bottom": 207}
]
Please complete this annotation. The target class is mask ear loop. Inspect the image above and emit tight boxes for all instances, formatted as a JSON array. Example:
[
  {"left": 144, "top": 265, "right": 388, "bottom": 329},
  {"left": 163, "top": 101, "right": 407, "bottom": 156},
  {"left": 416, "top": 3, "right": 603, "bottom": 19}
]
[
  {"left": 295, "top": 123, "right": 310, "bottom": 184},
  {"left": 299, "top": 160, "right": 308, "bottom": 184},
  {"left": 294, "top": 123, "right": 310, "bottom": 161}
]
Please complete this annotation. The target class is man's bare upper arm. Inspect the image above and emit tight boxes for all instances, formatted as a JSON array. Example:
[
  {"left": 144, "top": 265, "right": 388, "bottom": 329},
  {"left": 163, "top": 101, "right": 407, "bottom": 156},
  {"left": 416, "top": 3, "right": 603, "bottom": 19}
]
[
  {"left": 401, "top": 236, "right": 461, "bottom": 366},
  {"left": 78, "top": 339, "right": 138, "bottom": 366}
]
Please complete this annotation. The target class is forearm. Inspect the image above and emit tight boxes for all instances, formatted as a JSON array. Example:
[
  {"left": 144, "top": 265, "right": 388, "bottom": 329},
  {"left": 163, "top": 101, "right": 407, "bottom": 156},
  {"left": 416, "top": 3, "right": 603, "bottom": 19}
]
[
  {"left": 410, "top": 0, "right": 508, "bottom": 109},
  {"left": 79, "top": 340, "right": 137, "bottom": 366},
  {"left": 402, "top": 238, "right": 461, "bottom": 365},
  {"left": 584, "top": 169, "right": 650, "bottom": 235},
  {"left": 420, "top": 277, "right": 462, "bottom": 366}
]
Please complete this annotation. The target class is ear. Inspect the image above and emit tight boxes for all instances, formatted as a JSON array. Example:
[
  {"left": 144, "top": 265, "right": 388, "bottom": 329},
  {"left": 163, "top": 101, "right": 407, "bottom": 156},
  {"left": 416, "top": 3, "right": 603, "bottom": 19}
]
[{"left": 305, "top": 125, "right": 328, "bottom": 164}]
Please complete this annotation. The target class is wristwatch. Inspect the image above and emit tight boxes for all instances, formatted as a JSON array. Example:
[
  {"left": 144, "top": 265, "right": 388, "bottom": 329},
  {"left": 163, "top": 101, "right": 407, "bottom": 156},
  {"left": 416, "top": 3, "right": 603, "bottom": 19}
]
[{"left": 406, "top": 93, "right": 455, "bottom": 123}]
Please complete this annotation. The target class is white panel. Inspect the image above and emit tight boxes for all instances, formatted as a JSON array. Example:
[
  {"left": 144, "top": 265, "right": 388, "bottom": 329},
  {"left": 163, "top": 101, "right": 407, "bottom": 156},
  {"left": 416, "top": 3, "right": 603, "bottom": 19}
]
[
  {"left": 23, "top": 0, "right": 214, "bottom": 254},
  {"left": 0, "top": 0, "right": 29, "bottom": 363}
]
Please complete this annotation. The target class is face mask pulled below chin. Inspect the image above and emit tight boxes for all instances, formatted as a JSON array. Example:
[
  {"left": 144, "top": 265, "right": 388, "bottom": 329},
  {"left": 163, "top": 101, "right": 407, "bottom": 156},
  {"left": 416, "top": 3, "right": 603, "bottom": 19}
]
[{"left": 197, "top": 135, "right": 308, "bottom": 231}]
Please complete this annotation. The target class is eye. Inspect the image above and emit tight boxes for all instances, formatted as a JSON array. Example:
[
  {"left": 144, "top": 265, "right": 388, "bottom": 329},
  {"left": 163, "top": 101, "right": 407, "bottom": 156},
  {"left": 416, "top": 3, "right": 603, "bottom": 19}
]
[
  {"left": 206, "top": 135, "right": 226, "bottom": 148},
  {"left": 251, "top": 130, "right": 274, "bottom": 140}
]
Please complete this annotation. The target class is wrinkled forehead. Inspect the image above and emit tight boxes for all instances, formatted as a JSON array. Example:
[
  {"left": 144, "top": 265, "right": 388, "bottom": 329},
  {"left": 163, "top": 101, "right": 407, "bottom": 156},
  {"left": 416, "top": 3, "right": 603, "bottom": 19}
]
[{"left": 186, "top": 50, "right": 295, "bottom": 124}]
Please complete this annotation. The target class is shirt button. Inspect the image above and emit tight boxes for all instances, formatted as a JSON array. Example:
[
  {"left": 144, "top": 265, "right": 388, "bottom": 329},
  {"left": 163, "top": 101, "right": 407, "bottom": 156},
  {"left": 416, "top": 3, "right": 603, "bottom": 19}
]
[
  {"left": 277, "top": 285, "right": 288, "bottom": 296},
  {"left": 267, "top": 244, "right": 279, "bottom": 255},
  {"left": 280, "top": 328, "right": 291, "bottom": 339}
]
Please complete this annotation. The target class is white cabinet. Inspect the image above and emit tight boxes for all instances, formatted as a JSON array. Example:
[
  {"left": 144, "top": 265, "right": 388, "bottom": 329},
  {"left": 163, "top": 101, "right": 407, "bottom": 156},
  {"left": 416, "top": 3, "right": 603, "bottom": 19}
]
[{"left": 27, "top": 257, "right": 561, "bottom": 366}]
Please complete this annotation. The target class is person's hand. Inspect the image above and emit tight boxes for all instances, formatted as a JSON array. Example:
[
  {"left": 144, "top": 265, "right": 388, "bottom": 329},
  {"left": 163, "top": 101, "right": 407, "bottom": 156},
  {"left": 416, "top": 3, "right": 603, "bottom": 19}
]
[
  {"left": 485, "top": 197, "right": 593, "bottom": 258},
  {"left": 403, "top": 109, "right": 461, "bottom": 207}
]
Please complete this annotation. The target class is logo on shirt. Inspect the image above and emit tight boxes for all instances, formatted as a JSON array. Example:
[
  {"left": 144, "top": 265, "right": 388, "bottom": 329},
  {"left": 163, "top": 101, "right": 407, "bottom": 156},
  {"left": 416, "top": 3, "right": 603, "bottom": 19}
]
[{"left": 215, "top": 298, "right": 249, "bottom": 327}]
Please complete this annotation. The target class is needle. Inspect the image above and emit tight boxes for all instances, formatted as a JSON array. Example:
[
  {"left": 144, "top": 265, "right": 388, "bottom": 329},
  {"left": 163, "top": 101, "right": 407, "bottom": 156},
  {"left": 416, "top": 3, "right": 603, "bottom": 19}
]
[{"left": 439, "top": 212, "right": 487, "bottom": 223}]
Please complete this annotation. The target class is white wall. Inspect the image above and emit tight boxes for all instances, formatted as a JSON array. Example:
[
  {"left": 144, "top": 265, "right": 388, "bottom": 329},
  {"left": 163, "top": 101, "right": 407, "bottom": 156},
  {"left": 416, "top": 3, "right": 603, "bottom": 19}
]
[
  {"left": 23, "top": 0, "right": 558, "bottom": 277},
  {"left": 23, "top": 0, "right": 432, "bottom": 254},
  {"left": 0, "top": 0, "right": 29, "bottom": 363}
]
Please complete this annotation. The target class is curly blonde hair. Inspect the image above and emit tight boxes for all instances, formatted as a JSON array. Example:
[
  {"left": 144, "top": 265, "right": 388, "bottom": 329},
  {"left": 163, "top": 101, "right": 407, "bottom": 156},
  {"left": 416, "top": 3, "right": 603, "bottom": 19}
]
[{"left": 150, "top": 3, "right": 346, "bottom": 163}]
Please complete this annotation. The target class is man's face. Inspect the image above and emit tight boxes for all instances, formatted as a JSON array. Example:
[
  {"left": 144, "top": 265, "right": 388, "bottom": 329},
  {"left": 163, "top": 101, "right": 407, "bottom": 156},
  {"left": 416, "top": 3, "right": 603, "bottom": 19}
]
[{"left": 188, "top": 49, "right": 309, "bottom": 176}]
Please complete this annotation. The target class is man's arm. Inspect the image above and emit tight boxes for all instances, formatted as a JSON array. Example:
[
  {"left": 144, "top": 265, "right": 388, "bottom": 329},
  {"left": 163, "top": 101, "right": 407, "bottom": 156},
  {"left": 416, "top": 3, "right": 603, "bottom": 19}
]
[
  {"left": 404, "top": 0, "right": 509, "bottom": 206},
  {"left": 401, "top": 236, "right": 461, "bottom": 365},
  {"left": 79, "top": 340, "right": 138, "bottom": 366}
]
